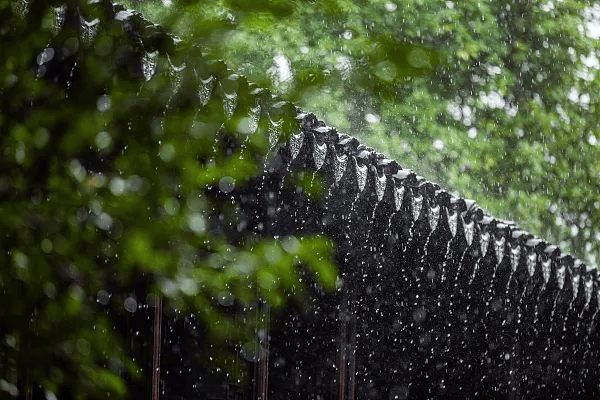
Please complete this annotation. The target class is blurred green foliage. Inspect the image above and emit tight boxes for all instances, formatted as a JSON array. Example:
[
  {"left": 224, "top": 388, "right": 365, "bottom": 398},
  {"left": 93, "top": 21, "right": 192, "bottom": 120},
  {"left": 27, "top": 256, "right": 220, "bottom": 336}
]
[
  {"left": 0, "top": 0, "right": 337, "bottom": 398},
  {"left": 127, "top": 0, "right": 600, "bottom": 267}
]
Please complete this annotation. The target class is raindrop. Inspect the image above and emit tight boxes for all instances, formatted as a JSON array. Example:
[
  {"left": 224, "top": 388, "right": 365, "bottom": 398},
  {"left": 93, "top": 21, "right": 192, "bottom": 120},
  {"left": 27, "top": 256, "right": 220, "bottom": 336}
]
[{"left": 142, "top": 51, "right": 158, "bottom": 81}]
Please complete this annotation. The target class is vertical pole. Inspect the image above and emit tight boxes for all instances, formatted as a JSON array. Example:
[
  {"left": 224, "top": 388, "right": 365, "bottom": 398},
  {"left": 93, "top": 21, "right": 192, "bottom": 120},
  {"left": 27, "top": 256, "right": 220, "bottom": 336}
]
[
  {"left": 339, "top": 283, "right": 357, "bottom": 400},
  {"left": 258, "top": 304, "right": 270, "bottom": 400},
  {"left": 338, "top": 288, "right": 348, "bottom": 400},
  {"left": 152, "top": 296, "right": 162, "bottom": 400},
  {"left": 347, "top": 295, "right": 357, "bottom": 400}
]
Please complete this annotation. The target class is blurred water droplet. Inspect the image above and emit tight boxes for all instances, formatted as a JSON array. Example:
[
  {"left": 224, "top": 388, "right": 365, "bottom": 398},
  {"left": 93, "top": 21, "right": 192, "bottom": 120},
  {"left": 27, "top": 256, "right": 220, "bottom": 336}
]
[
  {"left": 37, "top": 48, "right": 55, "bottom": 65},
  {"left": 95, "top": 131, "right": 112, "bottom": 150},
  {"left": 97, "top": 290, "right": 110, "bottom": 305},
  {"left": 281, "top": 236, "right": 300, "bottom": 254},
  {"left": 96, "top": 95, "right": 111, "bottom": 112},
  {"left": 159, "top": 143, "right": 175, "bottom": 162},
  {"left": 124, "top": 297, "right": 137, "bottom": 313},
  {"left": 219, "top": 176, "right": 235, "bottom": 193},
  {"left": 164, "top": 198, "right": 180, "bottom": 216},
  {"left": 241, "top": 340, "right": 261, "bottom": 362},
  {"left": 218, "top": 291, "right": 234, "bottom": 306},
  {"left": 187, "top": 213, "right": 206, "bottom": 234}
]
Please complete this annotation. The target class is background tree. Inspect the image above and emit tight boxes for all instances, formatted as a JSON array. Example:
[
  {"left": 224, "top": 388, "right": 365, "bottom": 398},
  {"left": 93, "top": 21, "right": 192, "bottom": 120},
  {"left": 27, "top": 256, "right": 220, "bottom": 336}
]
[{"left": 128, "top": 0, "right": 600, "bottom": 267}]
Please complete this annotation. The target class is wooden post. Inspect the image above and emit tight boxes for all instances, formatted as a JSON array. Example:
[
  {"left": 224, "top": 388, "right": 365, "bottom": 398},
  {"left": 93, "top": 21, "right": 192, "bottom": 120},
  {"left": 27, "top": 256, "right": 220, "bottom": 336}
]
[
  {"left": 338, "top": 285, "right": 356, "bottom": 400},
  {"left": 152, "top": 297, "right": 162, "bottom": 400},
  {"left": 258, "top": 305, "right": 270, "bottom": 400}
]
